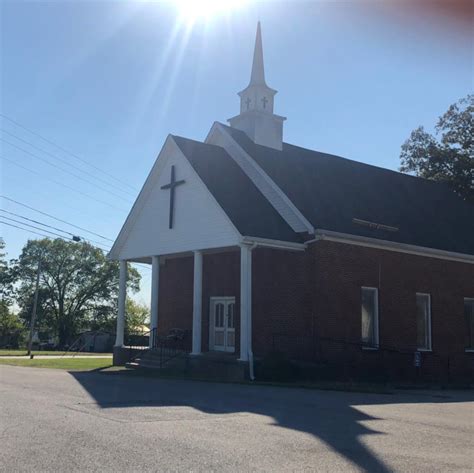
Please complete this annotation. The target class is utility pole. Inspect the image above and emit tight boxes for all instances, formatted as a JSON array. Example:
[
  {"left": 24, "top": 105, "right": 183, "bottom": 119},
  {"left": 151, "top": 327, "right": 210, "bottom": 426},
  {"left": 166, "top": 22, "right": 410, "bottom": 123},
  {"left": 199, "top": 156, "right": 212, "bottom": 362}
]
[{"left": 27, "top": 259, "right": 41, "bottom": 358}]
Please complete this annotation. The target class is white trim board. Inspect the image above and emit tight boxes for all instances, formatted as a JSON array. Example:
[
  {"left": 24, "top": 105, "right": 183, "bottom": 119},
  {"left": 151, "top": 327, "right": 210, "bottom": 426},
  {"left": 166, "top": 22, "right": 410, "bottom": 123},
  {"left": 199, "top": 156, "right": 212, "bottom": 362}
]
[
  {"left": 241, "top": 236, "right": 306, "bottom": 251},
  {"left": 205, "top": 122, "right": 315, "bottom": 235},
  {"left": 312, "top": 229, "right": 474, "bottom": 265}
]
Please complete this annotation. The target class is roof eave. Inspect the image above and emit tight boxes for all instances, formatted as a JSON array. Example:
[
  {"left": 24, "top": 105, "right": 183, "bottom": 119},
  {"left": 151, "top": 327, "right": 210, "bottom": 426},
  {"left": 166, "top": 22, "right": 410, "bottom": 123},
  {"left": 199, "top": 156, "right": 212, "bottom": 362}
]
[{"left": 311, "top": 229, "right": 474, "bottom": 265}]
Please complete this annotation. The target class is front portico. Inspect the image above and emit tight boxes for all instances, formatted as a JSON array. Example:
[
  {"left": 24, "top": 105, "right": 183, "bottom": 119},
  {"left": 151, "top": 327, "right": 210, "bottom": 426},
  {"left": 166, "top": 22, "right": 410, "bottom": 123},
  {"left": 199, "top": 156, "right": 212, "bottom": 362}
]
[{"left": 113, "top": 243, "right": 256, "bottom": 364}]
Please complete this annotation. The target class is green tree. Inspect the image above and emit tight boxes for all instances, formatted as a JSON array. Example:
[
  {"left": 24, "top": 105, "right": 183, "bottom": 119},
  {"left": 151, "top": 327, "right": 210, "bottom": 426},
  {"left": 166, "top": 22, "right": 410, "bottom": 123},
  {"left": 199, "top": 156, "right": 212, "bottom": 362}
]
[
  {"left": 0, "top": 238, "right": 19, "bottom": 347},
  {"left": 0, "top": 300, "right": 25, "bottom": 348},
  {"left": 400, "top": 95, "right": 473, "bottom": 202},
  {"left": 16, "top": 287, "right": 54, "bottom": 334},
  {"left": 126, "top": 299, "right": 149, "bottom": 333},
  {"left": 0, "top": 238, "right": 15, "bottom": 302},
  {"left": 12, "top": 239, "right": 140, "bottom": 347},
  {"left": 0, "top": 238, "right": 6, "bottom": 280}
]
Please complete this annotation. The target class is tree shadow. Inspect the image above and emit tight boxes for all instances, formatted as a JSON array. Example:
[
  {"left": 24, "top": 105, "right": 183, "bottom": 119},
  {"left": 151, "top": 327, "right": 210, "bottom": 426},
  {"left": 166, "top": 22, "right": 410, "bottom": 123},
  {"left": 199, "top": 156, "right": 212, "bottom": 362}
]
[{"left": 70, "top": 370, "right": 473, "bottom": 473}]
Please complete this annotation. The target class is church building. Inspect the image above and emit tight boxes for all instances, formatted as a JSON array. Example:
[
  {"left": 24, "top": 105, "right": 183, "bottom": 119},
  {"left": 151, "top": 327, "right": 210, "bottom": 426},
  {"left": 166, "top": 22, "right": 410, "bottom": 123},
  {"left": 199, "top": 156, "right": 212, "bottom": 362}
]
[{"left": 109, "top": 23, "right": 474, "bottom": 382}]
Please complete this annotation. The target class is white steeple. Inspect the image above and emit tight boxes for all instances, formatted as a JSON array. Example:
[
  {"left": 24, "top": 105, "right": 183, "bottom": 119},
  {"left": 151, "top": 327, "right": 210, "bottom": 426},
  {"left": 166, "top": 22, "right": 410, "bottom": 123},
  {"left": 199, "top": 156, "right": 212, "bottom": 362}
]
[
  {"left": 250, "top": 21, "right": 266, "bottom": 84},
  {"left": 228, "top": 22, "right": 286, "bottom": 151}
]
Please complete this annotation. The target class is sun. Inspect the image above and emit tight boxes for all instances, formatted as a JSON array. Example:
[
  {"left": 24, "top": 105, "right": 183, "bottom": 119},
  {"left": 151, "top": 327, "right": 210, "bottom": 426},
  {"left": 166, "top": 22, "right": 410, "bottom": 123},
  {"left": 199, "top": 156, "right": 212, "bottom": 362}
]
[{"left": 172, "top": 0, "right": 247, "bottom": 23}]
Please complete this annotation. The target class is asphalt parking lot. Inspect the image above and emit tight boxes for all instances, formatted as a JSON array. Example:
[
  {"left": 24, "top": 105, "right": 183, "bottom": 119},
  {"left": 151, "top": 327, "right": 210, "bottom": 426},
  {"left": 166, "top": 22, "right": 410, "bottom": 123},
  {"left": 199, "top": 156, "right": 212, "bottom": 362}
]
[{"left": 1, "top": 365, "right": 473, "bottom": 472}]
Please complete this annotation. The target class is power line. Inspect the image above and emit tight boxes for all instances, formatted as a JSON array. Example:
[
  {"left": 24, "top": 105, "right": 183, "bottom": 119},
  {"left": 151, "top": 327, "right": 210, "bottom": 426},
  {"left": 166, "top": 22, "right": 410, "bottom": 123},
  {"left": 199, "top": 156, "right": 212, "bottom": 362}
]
[
  {"left": 0, "top": 208, "right": 110, "bottom": 248},
  {"left": 0, "top": 137, "right": 133, "bottom": 204},
  {"left": 1, "top": 199, "right": 151, "bottom": 271},
  {"left": 0, "top": 209, "right": 79, "bottom": 239},
  {"left": 1, "top": 220, "right": 151, "bottom": 273},
  {"left": 0, "top": 220, "right": 55, "bottom": 240},
  {"left": 0, "top": 113, "right": 138, "bottom": 192},
  {"left": 0, "top": 196, "right": 115, "bottom": 242},
  {"left": 0, "top": 155, "right": 128, "bottom": 213},
  {"left": 1, "top": 218, "right": 150, "bottom": 271},
  {"left": 0, "top": 200, "right": 117, "bottom": 253},
  {"left": 0, "top": 128, "right": 137, "bottom": 198},
  {"left": 1, "top": 217, "right": 109, "bottom": 251},
  {"left": 0, "top": 215, "right": 72, "bottom": 240},
  {"left": 1, "top": 219, "right": 108, "bottom": 258}
]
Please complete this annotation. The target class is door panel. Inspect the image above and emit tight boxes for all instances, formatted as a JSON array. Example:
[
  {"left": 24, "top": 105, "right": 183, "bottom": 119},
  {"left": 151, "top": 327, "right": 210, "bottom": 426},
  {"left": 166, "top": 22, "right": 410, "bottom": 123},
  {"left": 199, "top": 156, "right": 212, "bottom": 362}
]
[
  {"left": 210, "top": 298, "right": 236, "bottom": 353},
  {"left": 226, "top": 302, "right": 235, "bottom": 351},
  {"left": 213, "top": 302, "right": 226, "bottom": 350}
]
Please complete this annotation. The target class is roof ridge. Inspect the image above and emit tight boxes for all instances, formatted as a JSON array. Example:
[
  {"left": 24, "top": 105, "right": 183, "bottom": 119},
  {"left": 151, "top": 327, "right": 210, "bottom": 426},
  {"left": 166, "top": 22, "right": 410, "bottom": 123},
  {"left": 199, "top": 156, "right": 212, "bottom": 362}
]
[
  {"left": 217, "top": 122, "right": 456, "bottom": 193},
  {"left": 282, "top": 141, "right": 438, "bottom": 186},
  {"left": 171, "top": 134, "right": 220, "bottom": 148}
]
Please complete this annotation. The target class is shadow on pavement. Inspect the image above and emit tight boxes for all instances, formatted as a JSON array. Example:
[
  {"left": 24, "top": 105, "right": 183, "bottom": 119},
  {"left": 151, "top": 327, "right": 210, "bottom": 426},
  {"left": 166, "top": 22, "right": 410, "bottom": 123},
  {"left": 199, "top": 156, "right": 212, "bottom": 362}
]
[{"left": 70, "top": 370, "right": 473, "bottom": 473}]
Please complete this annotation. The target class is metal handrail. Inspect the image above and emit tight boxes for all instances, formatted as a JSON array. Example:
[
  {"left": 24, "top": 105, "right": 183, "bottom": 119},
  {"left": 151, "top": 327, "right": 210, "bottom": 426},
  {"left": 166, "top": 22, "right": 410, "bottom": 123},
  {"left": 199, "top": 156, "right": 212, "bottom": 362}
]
[
  {"left": 271, "top": 332, "right": 453, "bottom": 381},
  {"left": 272, "top": 333, "right": 448, "bottom": 357},
  {"left": 127, "top": 328, "right": 189, "bottom": 367},
  {"left": 127, "top": 329, "right": 152, "bottom": 362}
]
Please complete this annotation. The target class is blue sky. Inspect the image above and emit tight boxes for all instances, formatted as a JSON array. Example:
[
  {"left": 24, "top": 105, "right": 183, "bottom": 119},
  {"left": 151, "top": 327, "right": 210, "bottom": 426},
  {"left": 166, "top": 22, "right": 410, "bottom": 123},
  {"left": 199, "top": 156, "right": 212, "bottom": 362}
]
[{"left": 1, "top": 0, "right": 472, "bottom": 304}]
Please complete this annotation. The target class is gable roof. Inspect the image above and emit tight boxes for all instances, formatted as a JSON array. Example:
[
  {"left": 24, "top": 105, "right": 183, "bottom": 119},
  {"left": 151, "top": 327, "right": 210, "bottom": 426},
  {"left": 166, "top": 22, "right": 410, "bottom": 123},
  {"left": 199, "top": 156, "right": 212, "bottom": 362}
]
[
  {"left": 221, "top": 124, "right": 474, "bottom": 256},
  {"left": 172, "top": 136, "right": 301, "bottom": 243}
]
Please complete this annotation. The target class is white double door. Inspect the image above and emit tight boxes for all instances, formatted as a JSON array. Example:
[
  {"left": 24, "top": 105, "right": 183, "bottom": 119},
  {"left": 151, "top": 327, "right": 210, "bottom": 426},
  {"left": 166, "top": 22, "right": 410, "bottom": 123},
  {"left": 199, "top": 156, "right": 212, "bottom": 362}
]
[{"left": 209, "top": 297, "right": 236, "bottom": 353}]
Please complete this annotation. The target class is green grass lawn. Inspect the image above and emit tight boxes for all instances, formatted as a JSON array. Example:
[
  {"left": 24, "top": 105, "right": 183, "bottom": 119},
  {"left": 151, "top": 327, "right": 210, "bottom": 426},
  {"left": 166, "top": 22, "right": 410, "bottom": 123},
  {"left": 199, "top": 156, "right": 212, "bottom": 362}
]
[
  {"left": 0, "top": 349, "right": 111, "bottom": 356},
  {"left": 0, "top": 357, "right": 113, "bottom": 371}
]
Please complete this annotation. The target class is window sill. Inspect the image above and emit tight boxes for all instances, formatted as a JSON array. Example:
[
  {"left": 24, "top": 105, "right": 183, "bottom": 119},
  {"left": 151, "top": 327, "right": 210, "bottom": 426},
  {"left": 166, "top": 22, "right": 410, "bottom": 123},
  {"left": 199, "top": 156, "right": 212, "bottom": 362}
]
[
  {"left": 362, "top": 346, "right": 379, "bottom": 351},
  {"left": 465, "top": 349, "right": 474, "bottom": 353},
  {"left": 417, "top": 348, "right": 432, "bottom": 352}
]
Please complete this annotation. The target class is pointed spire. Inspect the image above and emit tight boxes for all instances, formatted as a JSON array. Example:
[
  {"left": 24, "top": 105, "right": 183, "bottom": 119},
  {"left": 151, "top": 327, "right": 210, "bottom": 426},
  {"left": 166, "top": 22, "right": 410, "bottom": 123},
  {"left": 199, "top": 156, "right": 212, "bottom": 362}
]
[
  {"left": 250, "top": 22, "right": 266, "bottom": 85},
  {"left": 229, "top": 21, "right": 286, "bottom": 150}
]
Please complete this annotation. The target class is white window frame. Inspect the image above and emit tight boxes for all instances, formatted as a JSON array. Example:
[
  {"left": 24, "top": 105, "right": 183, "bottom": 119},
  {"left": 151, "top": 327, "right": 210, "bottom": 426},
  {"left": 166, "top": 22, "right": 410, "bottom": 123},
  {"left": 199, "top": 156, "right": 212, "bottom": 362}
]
[
  {"left": 416, "top": 293, "right": 432, "bottom": 352},
  {"left": 464, "top": 298, "right": 474, "bottom": 352},
  {"left": 361, "top": 287, "right": 379, "bottom": 350}
]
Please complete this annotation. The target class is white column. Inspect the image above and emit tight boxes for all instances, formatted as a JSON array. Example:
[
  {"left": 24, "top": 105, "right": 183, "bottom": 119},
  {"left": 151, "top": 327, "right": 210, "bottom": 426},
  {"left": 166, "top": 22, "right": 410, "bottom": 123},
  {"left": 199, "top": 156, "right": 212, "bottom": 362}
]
[
  {"left": 239, "top": 245, "right": 253, "bottom": 361},
  {"left": 115, "top": 260, "right": 127, "bottom": 347},
  {"left": 191, "top": 250, "right": 203, "bottom": 355},
  {"left": 149, "top": 255, "right": 160, "bottom": 348}
]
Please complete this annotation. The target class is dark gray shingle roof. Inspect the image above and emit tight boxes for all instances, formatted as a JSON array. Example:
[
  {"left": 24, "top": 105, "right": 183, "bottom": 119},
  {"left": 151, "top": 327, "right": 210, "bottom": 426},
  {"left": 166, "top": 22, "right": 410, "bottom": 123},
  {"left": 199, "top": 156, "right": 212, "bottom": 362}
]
[
  {"left": 222, "top": 125, "right": 474, "bottom": 256},
  {"left": 173, "top": 135, "right": 301, "bottom": 243}
]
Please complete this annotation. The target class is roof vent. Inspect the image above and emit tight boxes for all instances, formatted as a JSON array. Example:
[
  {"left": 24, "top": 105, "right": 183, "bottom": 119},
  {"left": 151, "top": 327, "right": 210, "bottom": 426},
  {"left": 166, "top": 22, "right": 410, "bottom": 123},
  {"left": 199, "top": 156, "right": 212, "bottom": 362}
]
[{"left": 352, "top": 218, "right": 399, "bottom": 232}]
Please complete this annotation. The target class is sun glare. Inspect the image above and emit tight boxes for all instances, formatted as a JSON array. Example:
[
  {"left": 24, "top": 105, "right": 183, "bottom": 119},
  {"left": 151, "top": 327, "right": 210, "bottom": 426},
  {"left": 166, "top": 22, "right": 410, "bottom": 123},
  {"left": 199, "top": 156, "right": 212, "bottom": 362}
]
[{"left": 173, "top": 0, "right": 247, "bottom": 23}]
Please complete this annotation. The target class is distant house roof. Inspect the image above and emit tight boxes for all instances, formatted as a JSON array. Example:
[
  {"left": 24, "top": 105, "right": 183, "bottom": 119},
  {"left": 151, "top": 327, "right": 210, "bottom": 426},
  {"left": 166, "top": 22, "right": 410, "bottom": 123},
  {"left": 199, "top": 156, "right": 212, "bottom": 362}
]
[
  {"left": 173, "top": 136, "right": 301, "bottom": 243},
  {"left": 222, "top": 124, "right": 474, "bottom": 256}
]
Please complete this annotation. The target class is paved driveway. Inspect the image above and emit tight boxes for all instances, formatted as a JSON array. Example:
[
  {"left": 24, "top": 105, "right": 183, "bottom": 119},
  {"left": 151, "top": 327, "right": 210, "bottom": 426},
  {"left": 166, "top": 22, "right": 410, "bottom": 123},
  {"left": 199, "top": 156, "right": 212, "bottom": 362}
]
[{"left": 0, "top": 365, "right": 473, "bottom": 472}]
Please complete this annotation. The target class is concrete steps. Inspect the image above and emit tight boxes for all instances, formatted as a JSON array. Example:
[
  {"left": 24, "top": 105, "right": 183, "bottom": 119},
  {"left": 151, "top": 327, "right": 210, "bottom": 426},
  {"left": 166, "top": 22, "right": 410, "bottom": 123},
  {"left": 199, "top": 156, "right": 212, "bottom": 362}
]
[{"left": 126, "top": 350, "right": 248, "bottom": 381}]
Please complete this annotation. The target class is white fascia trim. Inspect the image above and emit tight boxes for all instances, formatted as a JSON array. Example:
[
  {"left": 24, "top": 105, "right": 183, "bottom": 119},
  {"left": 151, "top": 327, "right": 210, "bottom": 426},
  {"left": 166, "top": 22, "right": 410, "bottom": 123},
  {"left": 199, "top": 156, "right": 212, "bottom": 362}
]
[
  {"left": 241, "top": 236, "right": 306, "bottom": 251},
  {"left": 205, "top": 122, "right": 315, "bottom": 235},
  {"left": 313, "top": 229, "right": 474, "bottom": 265}
]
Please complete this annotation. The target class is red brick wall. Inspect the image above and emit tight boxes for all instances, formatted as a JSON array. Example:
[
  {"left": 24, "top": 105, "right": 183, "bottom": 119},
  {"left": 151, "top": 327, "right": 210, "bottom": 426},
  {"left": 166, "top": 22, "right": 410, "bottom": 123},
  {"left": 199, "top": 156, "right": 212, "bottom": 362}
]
[
  {"left": 157, "top": 255, "right": 194, "bottom": 351},
  {"left": 310, "top": 240, "right": 474, "bottom": 381},
  {"left": 252, "top": 247, "right": 314, "bottom": 359},
  {"left": 155, "top": 241, "right": 474, "bottom": 381}
]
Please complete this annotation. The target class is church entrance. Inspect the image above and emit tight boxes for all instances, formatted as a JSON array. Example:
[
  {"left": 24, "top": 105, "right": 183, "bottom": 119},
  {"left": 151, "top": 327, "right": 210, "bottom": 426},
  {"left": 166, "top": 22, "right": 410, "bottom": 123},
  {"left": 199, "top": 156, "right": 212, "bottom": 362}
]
[{"left": 209, "top": 297, "right": 236, "bottom": 353}]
